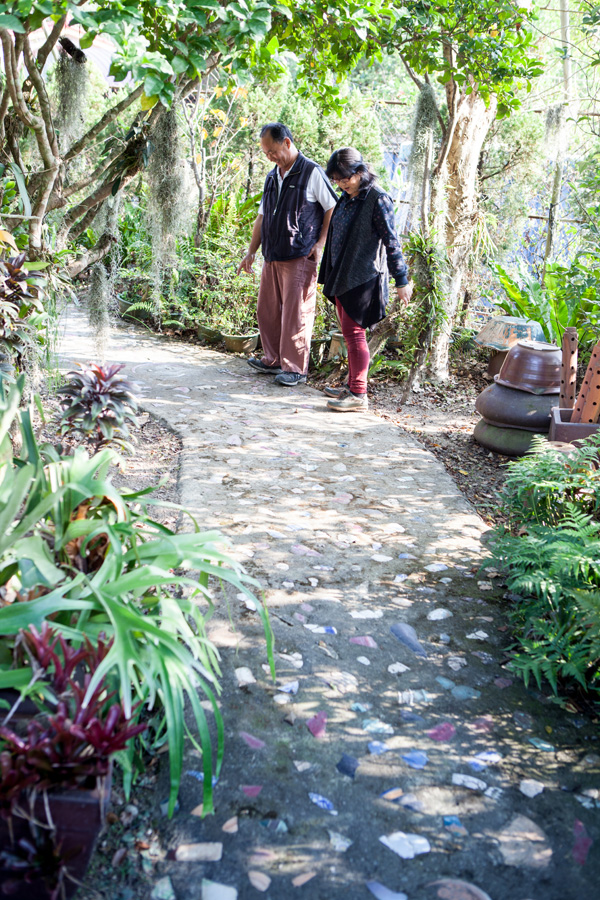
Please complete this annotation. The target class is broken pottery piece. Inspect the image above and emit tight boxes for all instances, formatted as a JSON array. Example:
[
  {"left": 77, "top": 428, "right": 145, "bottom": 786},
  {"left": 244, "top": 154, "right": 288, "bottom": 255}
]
[
  {"left": 398, "top": 689, "right": 432, "bottom": 706},
  {"left": 427, "top": 879, "right": 492, "bottom": 900},
  {"left": 388, "top": 662, "right": 410, "bottom": 674},
  {"left": 321, "top": 671, "right": 358, "bottom": 693},
  {"left": 201, "top": 880, "right": 238, "bottom": 900},
  {"left": 401, "top": 750, "right": 428, "bottom": 769},
  {"left": 452, "top": 686, "right": 481, "bottom": 701},
  {"left": 444, "top": 815, "right": 468, "bottom": 836},
  {"left": 365, "top": 882, "right": 408, "bottom": 900},
  {"left": 363, "top": 718, "right": 394, "bottom": 735},
  {"left": 175, "top": 843, "right": 223, "bottom": 862},
  {"left": 151, "top": 878, "right": 176, "bottom": 900},
  {"left": 234, "top": 667, "right": 256, "bottom": 687},
  {"left": 248, "top": 872, "right": 271, "bottom": 892},
  {"left": 380, "top": 787, "right": 403, "bottom": 802},
  {"left": 428, "top": 608, "right": 453, "bottom": 620},
  {"left": 307, "top": 711, "right": 327, "bottom": 739},
  {"left": 428, "top": 722, "right": 456, "bottom": 742},
  {"left": 425, "top": 563, "right": 448, "bottom": 572},
  {"left": 328, "top": 830, "right": 353, "bottom": 852},
  {"left": 496, "top": 814, "right": 552, "bottom": 868},
  {"left": 572, "top": 819, "right": 593, "bottom": 865},
  {"left": 368, "top": 741, "right": 390, "bottom": 755},
  {"left": 350, "top": 635, "right": 378, "bottom": 648},
  {"left": 239, "top": 731, "right": 266, "bottom": 750},
  {"left": 436, "top": 676, "right": 456, "bottom": 690},
  {"left": 447, "top": 657, "right": 468, "bottom": 671},
  {"left": 336, "top": 754, "right": 360, "bottom": 778},
  {"left": 241, "top": 785, "right": 263, "bottom": 798},
  {"left": 292, "top": 872, "right": 317, "bottom": 887},
  {"left": 357, "top": 656, "right": 371, "bottom": 665},
  {"left": 222, "top": 817, "right": 238, "bottom": 834},
  {"left": 466, "top": 631, "right": 488, "bottom": 640},
  {"left": 308, "top": 792, "right": 338, "bottom": 814},
  {"left": 452, "top": 773, "right": 487, "bottom": 791},
  {"left": 528, "top": 737, "right": 555, "bottom": 752},
  {"left": 519, "top": 779, "right": 544, "bottom": 798},
  {"left": 379, "top": 830, "right": 431, "bottom": 859},
  {"left": 390, "top": 623, "right": 428, "bottom": 657}
]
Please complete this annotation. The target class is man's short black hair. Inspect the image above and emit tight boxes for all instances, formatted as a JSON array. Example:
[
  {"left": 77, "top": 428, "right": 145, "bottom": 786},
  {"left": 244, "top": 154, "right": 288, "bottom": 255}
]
[{"left": 260, "top": 122, "right": 294, "bottom": 144}]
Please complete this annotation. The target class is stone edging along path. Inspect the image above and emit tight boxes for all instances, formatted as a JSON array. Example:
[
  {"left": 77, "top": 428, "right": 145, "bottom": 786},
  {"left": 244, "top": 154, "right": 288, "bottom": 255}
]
[{"left": 59, "top": 308, "right": 598, "bottom": 900}]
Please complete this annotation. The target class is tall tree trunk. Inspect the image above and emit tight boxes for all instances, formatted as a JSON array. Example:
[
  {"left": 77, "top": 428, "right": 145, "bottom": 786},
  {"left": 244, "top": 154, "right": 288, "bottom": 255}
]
[{"left": 428, "top": 90, "right": 497, "bottom": 380}]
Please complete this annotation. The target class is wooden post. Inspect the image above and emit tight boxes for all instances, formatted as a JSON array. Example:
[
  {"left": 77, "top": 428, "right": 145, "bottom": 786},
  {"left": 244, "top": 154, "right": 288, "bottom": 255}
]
[
  {"left": 572, "top": 339, "right": 600, "bottom": 422},
  {"left": 560, "top": 326, "right": 578, "bottom": 409}
]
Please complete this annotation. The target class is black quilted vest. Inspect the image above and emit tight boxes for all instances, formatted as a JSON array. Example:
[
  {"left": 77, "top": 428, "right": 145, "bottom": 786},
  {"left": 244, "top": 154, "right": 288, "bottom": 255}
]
[{"left": 261, "top": 153, "right": 332, "bottom": 262}]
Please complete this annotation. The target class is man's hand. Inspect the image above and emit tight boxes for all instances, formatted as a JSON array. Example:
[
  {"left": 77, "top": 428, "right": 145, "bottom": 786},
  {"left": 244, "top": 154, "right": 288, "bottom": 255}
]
[
  {"left": 396, "top": 282, "right": 413, "bottom": 308},
  {"left": 237, "top": 252, "right": 255, "bottom": 275},
  {"left": 307, "top": 243, "right": 323, "bottom": 262}
]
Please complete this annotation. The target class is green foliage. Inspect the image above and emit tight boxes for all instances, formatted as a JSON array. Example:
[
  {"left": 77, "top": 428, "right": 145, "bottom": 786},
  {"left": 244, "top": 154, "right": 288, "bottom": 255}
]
[
  {"left": 499, "top": 435, "right": 600, "bottom": 529},
  {"left": 492, "top": 511, "right": 600, "bottom": 697},
  {"left": 490, "top": 259, "right": 600, "bottom": 350},
  {"left": 492, "top": 436, "right": 600, "bottom": 700},
  {"left": 0, "top": 373, "right": 274, "bottom": 815},
  {"left": 376, "top": 230, "right": 448, "bottom": 379},
  {"left": 57, "top": 362, "right": 140, "bottom": 453},
  {"left": 0, "top": 250, "right": 48, "bottom": 367}
]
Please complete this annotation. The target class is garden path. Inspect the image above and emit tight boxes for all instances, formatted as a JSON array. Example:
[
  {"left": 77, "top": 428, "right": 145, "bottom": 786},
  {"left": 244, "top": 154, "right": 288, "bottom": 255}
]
[{"left": 59, "top": 308, "right": 599, "bottom": 900}]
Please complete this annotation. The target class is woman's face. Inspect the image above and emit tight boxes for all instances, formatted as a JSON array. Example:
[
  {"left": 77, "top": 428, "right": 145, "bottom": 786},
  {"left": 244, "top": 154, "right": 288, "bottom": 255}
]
[{"left": 331, "top": 172, "right": 362, "bottom": 197}]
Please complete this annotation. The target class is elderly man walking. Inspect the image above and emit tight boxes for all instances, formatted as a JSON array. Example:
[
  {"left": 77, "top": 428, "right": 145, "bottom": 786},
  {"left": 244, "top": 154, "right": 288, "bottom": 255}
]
[{"left": 238, "top": 123, "right": 336, "bottom": 385}]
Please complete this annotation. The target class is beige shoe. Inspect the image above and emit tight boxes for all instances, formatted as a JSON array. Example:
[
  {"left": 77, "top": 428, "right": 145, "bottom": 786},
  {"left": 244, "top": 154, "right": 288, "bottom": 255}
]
[{"left": 327, "top": 390, "right": 368, "bottom": 412}]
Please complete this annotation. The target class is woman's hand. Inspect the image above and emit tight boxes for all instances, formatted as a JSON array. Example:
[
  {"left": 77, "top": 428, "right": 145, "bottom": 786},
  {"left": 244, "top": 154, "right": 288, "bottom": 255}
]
[{"left": 396, "top": 282, "right": 413, "bottom": 308}]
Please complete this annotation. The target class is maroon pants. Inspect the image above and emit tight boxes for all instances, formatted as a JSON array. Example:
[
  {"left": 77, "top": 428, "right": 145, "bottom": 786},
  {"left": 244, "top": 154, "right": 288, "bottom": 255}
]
[
  {"left": 257, "top": 257, "right": 318, "bottom": 374},
  {"left": 336, "top": 298, "right": 370, "bottom": 395}
]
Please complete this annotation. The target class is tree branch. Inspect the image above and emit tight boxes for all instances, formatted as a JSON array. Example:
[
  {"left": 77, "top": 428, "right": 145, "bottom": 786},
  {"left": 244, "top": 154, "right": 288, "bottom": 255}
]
[
  {"left": 36, "top": 16, "right": 66, "bottom": 71},
  {"left": 480, "top": 143, "right": 523, "bottom": 181},
  {"left": 63, "top": 84, "right": 144, "bottom": 162},
  {"left": 67, "top": 232, "right": 117, "bottom": 279}
]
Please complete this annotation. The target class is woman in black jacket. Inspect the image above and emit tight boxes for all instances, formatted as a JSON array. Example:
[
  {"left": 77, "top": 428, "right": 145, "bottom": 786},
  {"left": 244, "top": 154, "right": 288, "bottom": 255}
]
[{"left": 318, "top": 148, "right": 412, "bottom": 411}]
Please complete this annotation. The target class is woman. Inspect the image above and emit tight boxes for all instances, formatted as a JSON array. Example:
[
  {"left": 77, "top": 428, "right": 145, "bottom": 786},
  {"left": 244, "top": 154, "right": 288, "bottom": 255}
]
[{"left": 318, "top": 148, "right": 412, "bottom": 412}]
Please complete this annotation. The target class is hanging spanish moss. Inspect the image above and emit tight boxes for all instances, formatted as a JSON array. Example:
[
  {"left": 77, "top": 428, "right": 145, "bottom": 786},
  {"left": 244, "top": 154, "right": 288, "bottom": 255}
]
[
  {"left": 88, "top": 263, "right": 110, "bottom": 362},
  {"left": 545, "top": 103, "right": 567, "bottom": 163},
  {"left": 146, "top": 104, "right": 188, "bottom": 321},
  {"left": 407, "top": 84, "right": 438, "bottom": 230},
  {"left": 55, "top": 50, "right": 88, "bottom": 151}
]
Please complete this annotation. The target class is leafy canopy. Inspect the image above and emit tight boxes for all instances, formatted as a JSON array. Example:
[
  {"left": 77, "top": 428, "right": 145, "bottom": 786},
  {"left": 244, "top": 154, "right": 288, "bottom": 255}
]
[{"left": 0, "top": 1, "right": 543, "bottom": 114}]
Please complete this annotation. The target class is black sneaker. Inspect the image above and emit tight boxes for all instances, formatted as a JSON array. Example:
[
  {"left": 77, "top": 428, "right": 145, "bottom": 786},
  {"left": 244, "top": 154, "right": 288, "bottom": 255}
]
[
  {"left": 248, "top": 357, "right": 282, "bottom": 374},
  {"left": 323, "top": 382, "right": 349, "bottom": 398},
  {"left": 274, "top": 372, "right": 307, "bottom": 386}
]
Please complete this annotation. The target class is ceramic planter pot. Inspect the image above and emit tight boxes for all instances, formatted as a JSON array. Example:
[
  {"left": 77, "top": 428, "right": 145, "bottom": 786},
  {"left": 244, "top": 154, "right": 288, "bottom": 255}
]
[
  {"left": 118, "top": 297, "right": 151, "bottom": 322},
  {"left": 475, "top": 382, "right": 554, "bottom": 432},
  {"left": 0, "top": 774, "right": 111, "bottom": 899},
  {"left": 222, "top": 332, "right": 259, "bottom": 354},
  {"left": 328, "top": 332, "right": 347, "bottom": 360},
  {"left": 495, "top": 340, "right": 561, "bottom": 395},
  {"left": 473, "top": 418, "right": 539, "bottom": 457},
  {"left": 197, "top": 323, "right": 222, "bottom": 344}
]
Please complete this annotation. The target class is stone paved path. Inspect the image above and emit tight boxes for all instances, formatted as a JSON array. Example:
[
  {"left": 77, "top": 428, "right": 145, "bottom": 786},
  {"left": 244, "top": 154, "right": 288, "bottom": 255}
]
[{"left": 60, "top": 309, "right": 599, "bottom": 900}]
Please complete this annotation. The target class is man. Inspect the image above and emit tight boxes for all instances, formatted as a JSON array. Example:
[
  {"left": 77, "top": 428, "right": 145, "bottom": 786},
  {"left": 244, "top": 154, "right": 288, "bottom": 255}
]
[{"left": 237, "top": 123, "right": 336, "bottom": 385}]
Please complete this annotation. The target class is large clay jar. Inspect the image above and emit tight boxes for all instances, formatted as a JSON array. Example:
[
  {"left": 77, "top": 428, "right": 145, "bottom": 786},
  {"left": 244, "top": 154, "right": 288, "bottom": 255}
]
[{"left": 475, "top": 382, "right": 554, "bottom": 432}]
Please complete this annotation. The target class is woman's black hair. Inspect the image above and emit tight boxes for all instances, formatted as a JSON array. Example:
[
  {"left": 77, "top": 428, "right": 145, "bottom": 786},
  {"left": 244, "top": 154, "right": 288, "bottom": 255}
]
[
  {"left": 260, "top": 122, "right": 294, "bottom": 143},
  {"left": 325, "top": 147, "right": 377, "bottom": 188}
]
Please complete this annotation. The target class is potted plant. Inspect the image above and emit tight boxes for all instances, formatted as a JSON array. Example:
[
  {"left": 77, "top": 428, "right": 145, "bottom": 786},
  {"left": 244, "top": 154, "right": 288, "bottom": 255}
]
[
  {"left": 0, "top": 624, "right": 146, "bottom": 899},
  {"left": 0, "top": 372, "right": 274, "bottom": 823}
]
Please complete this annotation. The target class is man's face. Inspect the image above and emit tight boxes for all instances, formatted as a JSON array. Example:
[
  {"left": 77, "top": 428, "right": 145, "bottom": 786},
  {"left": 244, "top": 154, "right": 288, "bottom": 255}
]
[{"left": 260, "top": 133, "right": 294, "bottom": 168}]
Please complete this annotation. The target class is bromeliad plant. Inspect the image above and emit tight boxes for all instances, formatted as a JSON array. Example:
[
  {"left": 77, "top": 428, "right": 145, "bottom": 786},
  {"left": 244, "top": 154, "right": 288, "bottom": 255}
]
[
  {"left": 57, "top": 362, "right": 140, "bottom": 453},
  {"left": 0, "top": 373, "right": 273, "bottom": 815}
]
